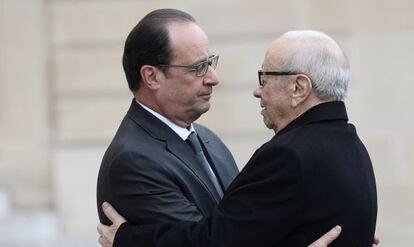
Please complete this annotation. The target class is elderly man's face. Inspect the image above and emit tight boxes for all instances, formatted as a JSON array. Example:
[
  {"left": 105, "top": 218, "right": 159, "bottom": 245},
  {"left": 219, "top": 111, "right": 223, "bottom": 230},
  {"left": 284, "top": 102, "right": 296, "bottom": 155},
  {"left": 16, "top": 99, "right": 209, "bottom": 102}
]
[
  {"left": 253, "top": 46, "right": 294, "bottom": 133},
  {"left": 155, "top": 22, "right": 219, "bottom": 126}
]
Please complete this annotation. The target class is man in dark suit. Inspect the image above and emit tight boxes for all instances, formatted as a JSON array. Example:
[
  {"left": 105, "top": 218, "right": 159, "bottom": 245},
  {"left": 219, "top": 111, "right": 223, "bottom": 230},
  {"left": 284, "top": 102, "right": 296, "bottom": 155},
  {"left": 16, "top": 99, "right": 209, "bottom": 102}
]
[
  {"left": 96, "top": 9, "right": 239, "bottom": 226},
  {"left": 97, "top": 30, "right": 378, "bottom": 246}
]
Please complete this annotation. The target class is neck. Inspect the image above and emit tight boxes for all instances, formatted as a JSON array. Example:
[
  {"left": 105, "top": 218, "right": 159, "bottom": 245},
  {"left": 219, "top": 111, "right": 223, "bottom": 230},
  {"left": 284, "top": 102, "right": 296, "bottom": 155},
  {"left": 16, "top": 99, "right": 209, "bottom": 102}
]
[
  {"left": 134, "top": 90, "right": 159, "bottom": 112},
  {"left": 133, "top": 91, "right": 194, "bottom": 128}
]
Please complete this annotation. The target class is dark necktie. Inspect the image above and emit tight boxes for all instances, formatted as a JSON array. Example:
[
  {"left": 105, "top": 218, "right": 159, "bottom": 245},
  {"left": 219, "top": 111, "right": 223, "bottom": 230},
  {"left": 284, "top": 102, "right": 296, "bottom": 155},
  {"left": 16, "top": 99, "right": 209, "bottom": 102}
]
[{"left": 186, "top": 132, "right": 224, "bottom": 198}]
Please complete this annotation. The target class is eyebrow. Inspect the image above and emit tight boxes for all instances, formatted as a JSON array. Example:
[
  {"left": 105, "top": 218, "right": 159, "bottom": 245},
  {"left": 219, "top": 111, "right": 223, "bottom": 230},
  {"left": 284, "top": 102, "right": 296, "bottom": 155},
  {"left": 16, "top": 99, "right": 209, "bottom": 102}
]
[{"left": 192, "top": 55, "right": 214, "bottom": 65}]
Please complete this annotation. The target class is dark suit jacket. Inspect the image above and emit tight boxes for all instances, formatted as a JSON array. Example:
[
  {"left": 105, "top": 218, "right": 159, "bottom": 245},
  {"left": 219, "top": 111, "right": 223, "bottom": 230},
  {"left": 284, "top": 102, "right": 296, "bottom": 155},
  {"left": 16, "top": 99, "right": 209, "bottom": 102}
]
[
  {"left": 97, "top": 99, "right": 239, "bottom": 225},
  {"left": 114, "top": 101, "right": 377, "bottom": 247}
]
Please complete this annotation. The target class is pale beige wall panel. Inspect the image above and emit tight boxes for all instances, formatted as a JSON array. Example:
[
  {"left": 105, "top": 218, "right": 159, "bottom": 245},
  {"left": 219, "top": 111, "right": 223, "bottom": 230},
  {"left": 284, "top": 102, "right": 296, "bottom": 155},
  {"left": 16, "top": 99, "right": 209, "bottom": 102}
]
[
  {"left": 52, "top": 47, "right": 126, "bottom": 95},
  {"left": 54, "top": 97, "right": 130, "bottom": 143},
  {"left": 51, "top": 0, "right": 183, "bottom": 45},
  {"left": 0, "top": 0, "right": 50, "bottom": 208}
]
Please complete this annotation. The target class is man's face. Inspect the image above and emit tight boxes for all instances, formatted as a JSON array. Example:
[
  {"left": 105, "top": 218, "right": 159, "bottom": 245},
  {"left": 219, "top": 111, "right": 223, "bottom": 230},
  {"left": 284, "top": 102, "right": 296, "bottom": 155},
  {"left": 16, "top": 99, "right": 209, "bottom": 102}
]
[
  {"left": 253, "top": 47, "right": 294, "bottom": 133},
  {"left": 156, "top": 22, "right": 219, "bottom": 126}
]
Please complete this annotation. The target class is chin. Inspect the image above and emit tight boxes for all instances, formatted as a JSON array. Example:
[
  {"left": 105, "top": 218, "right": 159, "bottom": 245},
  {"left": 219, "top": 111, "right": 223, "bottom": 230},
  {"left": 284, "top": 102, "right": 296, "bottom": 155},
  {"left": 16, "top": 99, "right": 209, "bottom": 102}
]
[
  {"left": 190, "top": 105, "right": 210, "bottom": 120},
  {"left": 262, "top": 117, "right": 274, "bottom": 129},
  {"left": 198, "top": 103, "right": 210, "bottom": 113},
  {"left": 264, "top": 122, "right": 274, "bottom": 130}
]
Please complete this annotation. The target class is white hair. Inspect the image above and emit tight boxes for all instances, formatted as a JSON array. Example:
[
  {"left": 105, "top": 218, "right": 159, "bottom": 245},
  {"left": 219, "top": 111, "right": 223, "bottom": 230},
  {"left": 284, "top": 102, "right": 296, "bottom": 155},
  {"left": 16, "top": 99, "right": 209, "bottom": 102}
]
[{"left": 279, "top": 30, "right": 350, "bottom": 101}]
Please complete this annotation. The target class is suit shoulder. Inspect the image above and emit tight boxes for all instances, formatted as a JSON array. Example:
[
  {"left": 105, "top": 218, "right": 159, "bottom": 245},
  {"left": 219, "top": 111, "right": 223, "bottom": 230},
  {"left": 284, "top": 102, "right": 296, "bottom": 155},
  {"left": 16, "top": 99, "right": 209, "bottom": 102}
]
[
  {"left": 193, "top": 123, "right": 228, "bottom": 149},
  {"left": 193, "top": 123, "right": 217, "bottom": 136}
]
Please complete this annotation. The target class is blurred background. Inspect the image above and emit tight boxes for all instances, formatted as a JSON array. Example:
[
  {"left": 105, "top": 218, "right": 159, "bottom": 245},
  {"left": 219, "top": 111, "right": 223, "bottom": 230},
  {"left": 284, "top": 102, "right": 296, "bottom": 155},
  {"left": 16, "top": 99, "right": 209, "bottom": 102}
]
[{"left": 1, "top": 0, "right": 413, "bottom": 246}]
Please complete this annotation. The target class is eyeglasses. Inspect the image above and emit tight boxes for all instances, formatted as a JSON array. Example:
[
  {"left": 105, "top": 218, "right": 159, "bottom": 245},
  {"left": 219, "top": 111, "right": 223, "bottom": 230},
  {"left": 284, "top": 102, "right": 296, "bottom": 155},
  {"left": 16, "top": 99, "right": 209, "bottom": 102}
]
[
  {"left": 158, "top": 55, "right": 219, "bottom": 77},
  {"left": 258, "top": 70, "right": 301, "bottom": 86}
]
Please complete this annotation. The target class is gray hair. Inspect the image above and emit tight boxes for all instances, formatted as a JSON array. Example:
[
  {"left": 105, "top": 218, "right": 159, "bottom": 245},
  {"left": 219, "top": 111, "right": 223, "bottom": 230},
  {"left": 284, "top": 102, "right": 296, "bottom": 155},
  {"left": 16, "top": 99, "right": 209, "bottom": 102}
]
[{"left": 279, "top": 30, "right": 350, "bottom": 101}]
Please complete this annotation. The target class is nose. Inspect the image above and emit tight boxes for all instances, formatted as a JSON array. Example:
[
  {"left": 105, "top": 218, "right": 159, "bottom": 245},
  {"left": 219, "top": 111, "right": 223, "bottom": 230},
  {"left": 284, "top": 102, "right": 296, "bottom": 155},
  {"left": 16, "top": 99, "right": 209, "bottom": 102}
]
[
  {"left": 253, "top": 85, "right": 262, "bottom": 98},
  {"left": 203, "top": 66, "right": 219, "bottom": 86}
]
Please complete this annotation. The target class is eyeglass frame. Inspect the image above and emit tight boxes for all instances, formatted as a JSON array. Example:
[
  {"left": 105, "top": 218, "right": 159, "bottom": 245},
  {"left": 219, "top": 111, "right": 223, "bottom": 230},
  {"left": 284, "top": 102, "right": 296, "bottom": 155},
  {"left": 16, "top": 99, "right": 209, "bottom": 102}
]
[
  {"left": 157, "top": 55, "right": 219, "bottom": 77},
  {"left": 258, "top": 70, "right": 303, "bottom": 86}
]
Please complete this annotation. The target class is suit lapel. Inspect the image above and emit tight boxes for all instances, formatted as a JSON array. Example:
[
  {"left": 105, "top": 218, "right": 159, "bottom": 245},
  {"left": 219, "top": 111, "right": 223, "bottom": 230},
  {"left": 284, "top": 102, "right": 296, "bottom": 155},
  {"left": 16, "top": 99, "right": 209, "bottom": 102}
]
[
  {"left": 127, "top": 99, "right": 221, "bottom": 202},
  {"left": 196, "top": 131, "right": 233, "bottom": 190},
  {"left": 165, "top": 138, "right": 221, "bottom": 202}
]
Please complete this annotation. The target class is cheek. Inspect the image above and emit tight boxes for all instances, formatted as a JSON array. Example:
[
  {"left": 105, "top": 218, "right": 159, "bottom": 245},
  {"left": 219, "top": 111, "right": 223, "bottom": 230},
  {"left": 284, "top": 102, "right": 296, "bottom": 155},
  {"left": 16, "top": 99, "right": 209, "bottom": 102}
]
[
  {"left": 181, "top": 76, "right": 203, "bottom": 92},
  {"left": 262, "top": 89, "right": 274, "bottom": 105},
  {"left": 187, "top": 83, "right": 204, "bottom": 99},
  {"left": 170, "top": 76, "right": 207, "bottom": 106},
  {"left": 173, "top": 87, "right": 200, "bottom": 106},
  {"left": 264, "top": 94, "right": 283, "bottom": 116}
]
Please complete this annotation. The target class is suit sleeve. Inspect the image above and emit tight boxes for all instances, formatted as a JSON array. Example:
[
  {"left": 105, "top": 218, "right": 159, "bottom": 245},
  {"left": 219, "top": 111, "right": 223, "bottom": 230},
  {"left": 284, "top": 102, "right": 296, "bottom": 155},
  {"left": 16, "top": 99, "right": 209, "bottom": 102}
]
[
  {"left": 106, "top": 151, "right": 203, "bottom": 225},
  {"left": 113, "top": 145, "right": 304, "bottom": 247}
]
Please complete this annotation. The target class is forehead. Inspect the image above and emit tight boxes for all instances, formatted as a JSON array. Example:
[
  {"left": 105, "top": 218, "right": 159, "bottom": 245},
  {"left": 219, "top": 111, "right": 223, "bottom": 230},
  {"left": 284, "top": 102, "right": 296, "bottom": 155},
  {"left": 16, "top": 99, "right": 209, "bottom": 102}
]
[
  {"left": 167, "top": 22, "right": 210, "bottom": 62},
  {"left": 262, "top": 39, "right": 287, "bottom": 70}
]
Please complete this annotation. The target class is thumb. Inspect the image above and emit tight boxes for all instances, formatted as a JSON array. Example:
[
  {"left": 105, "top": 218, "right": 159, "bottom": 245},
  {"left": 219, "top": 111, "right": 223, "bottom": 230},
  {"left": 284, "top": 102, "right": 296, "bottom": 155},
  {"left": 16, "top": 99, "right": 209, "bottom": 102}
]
[{"left": 102, "top": 202, "right": 127, "bottom": 226}]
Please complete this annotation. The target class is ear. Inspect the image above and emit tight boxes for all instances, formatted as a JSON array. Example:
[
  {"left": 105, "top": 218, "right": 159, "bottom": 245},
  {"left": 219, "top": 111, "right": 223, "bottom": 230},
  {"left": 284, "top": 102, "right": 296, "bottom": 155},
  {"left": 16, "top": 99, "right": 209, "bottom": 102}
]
[
  {"left": 140, "top": 65, "right": 162, "bottom": 90},
  {"left": 291, "top": 74, "right": 312, "bottom": 107}
]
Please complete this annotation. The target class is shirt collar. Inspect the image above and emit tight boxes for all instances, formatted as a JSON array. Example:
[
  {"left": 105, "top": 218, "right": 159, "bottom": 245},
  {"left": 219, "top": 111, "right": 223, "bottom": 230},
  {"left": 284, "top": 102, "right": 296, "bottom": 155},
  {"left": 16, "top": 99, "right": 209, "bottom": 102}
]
[{"left": 135, "top": 98, "right": 194, "bottom": 140}]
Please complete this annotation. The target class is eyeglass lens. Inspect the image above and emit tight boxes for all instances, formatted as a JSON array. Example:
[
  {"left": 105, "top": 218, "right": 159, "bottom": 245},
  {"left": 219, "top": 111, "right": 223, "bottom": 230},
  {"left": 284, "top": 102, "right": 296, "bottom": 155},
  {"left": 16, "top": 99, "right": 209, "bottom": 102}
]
[{"left": 196, "top": 56, "right": 218, "bottom": 77}]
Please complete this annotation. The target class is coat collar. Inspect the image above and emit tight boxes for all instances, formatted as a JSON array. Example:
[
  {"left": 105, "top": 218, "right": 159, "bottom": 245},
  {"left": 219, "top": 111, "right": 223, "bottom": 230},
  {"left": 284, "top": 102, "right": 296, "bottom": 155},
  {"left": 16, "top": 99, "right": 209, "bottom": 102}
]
[{"left": 276, "top": 101, "right": 348, "bottom": 137}]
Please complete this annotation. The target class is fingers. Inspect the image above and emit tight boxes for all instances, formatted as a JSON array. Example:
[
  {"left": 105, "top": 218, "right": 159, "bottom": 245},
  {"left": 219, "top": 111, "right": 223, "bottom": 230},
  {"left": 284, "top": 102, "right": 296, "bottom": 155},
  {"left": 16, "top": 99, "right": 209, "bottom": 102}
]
[
  {"left": 308, "top": 225, "right": 341, "bottom": 247},
  {"left": 321, "top": 226, "right": 342, "bottom": 244},
  {"left": 97, "top": 223, "right": 111, "bottom": 247},
  {"left": 98, "top": 235, "right": 111, "bottom": 247},
  {"left": 98, "top": 202, "right": 127, "bottom": 247},
  {"left": 102, "top": 202, "right": 126, "bottom": 226},
  {"left": 97, "top": 223, "right": 106, "bottom": 235},
  {"left": 98, "top": 202, "right": 126, "bottom": 247}
]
